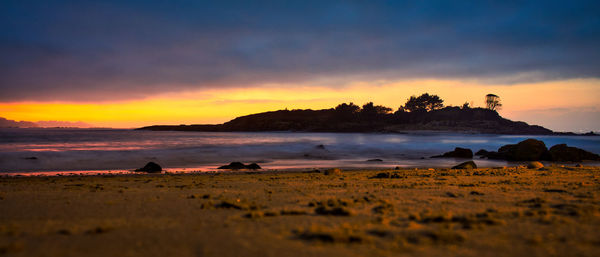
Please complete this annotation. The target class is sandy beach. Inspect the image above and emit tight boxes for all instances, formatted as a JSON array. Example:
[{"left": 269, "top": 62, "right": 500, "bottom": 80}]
[{"left": 1, "top": 165, "right": 599, "bottom": 257}]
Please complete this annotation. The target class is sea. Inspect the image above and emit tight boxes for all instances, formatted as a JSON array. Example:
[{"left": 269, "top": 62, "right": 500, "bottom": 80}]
[{"left": 1, "top": 128, "right": 599, "bottom": 176}]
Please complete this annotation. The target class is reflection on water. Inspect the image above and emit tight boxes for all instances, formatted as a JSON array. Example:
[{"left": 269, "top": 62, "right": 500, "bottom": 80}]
[{"left": 1, "top": 128, "right": 599, "bottom": 174}]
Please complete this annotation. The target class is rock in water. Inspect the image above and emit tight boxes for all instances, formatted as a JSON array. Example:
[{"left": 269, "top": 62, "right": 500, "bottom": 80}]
[
  {"left": 367, "top": 159, "right": 383, "bottom": 162},
  {"left": 135, "top": 162, "right": 162, "bottom": 173},
  {"left": 549, "top": 144, "right": 600, "bottom": 162},
  {"left": 435, "top": 147, "right": 473, "bottom": 158},
  {"left": 474, "top": 149, "right": 489, "bottom": 156},
  {"left": 497, "top": 139, "right": 550, "bottom": 161},
  {"left": 527, "top": 161, "right": 544, "bottom": 169},
  {"left": 452, "top": 161, "right": 477, "bottom": 169},
  {"left": 218, "top": 162, "right": 247, "bottom": 170},
  {"left": 245, "top": 163, "right": 262, "bottom": 170},
  {"left": 218, "top": 162, "right": 262, "bottom": 170}
]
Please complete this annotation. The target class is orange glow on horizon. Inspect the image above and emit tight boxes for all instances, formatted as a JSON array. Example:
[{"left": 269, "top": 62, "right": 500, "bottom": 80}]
[{"left": 1, "top": 78, "right": 599, "bottom": 129}]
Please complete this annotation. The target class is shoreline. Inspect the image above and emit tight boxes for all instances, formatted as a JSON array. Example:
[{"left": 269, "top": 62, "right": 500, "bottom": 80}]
[{"left": 3, "top": 160, "right": 599, "bottom": 177}]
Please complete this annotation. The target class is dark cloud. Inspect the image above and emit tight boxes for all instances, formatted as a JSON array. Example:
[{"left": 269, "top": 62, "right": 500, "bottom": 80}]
[{"left": 1, "top": 0, "right": 599, "bottom": 101}]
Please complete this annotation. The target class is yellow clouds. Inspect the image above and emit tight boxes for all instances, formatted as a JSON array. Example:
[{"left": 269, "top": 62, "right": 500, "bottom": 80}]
[{"left": 0, "top": 78, "right": 598, "bottom": 128}]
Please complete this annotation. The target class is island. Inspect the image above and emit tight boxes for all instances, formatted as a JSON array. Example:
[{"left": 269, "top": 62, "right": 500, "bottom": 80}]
[{"left": 138, "top": 96, "right": 556, "bottom": 134}]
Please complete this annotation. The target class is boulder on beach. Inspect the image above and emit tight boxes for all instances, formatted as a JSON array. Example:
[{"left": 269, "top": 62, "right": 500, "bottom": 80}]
[
  {"left": 527, "top": 161, "right": 544, "bottom": 169},
  {"left": 432, "top": 147, "right": 473, "bottom": 158},
  {"left": 135, "top": 162, "right": 162, "bottom": 173},
  {"left": 497, "top": 139, "right": 551, "bottom": 161},
  {"left": 477, "top": 150, "right": 505, "bottom": 160},
  {"left": 217, "top": 162, "right": 262, "bottom": 170},
  {"left": 324, "top": 168, "right": 342, "bottom": 175},
  {"left": 548, "top": 144, "right": 600, "bottom": 162},
  {"left": 452, "top": 161, "right": 477, "bottom": 169}
]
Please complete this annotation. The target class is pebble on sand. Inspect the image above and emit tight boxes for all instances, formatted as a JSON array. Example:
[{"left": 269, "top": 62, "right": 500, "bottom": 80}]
[
  {"left": 527, "top": 161, "right": 544, "bottom": 169},
  {"left": 452, "top": 161, "right": 477, "bottom": 169}
]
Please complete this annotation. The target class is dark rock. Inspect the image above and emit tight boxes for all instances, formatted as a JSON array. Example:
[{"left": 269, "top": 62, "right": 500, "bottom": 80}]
[
  {"left": 218, "top": 162, "right": 247, "bottom": 170},
  {"left": 135, "top": 162, "right": 162, "bottom": 173},
  {"left": 452, "top": 161, "right": 477, "bottom": 169},
  {"left": 315, "top": 144, "right": 326, "bottom": 150},
  {"left": 497, "top": 139, "right": 551, "bottom": 161},
  {"left": 548, "top": 144, "right": 600, "bottom": 162},
  {"left": 23, "top": 156, "right": 38, "bottom": 160},
  {"left": 374, "top": 172, "right": 390, "bottom": 178},
  {"left": 434, "top": 147, "right": 473, "bottom": 158},
  {"left": 544, "top": 189, "right": 567, "bottom": 193},
  {"left": 218, "top": 162, "right": 261, "bottom": 170},
  {"left": 474, "top": 149, "right": 489, "bottom": 156},
  {"left": 479, "top": 150, "right": 505, "bottom": 159},
  {"left": 367, "top": 159, "right": 383, "bottom": 162},
  {"left": 245, "top": 163, "right": 262, "bottom": 170},
  {"left": 527, "top": 161, "right": 544, "bottom": 169},
  {"left": 324, "top": 168, "right": 342, "bottom": 175}
]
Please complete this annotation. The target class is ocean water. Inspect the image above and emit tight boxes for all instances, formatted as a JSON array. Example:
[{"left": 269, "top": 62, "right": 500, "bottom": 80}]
[{"left": 1, "top": 128, "right": 599, "bottom": 175}]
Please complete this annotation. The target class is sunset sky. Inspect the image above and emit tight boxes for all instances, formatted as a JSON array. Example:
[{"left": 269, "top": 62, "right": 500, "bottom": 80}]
[{"left": 1, "top": 1, "right": 599, "bottom": 131}]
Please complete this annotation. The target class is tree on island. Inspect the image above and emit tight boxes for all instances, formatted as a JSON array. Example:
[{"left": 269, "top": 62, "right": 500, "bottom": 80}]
[
  {"left": 334, "top": 102, "right": 361, "bottom": 121},
  {"left": 485, "top": 94, "right": 502, "bottom": 111},
  {"left": 403, "top": 93, "right": 444, "bottom": 112},
  {"left": 334, "top": 102, "right": 361, "bottom": 114},
  {"left": 361, "top": 102, "right": 392, "bottom": 115},
  {"left": 358, "top": 102, "right": 392, "bottom": 121},
  {"left": 461, "top": 102, "right": 471, "bottom": 109}
]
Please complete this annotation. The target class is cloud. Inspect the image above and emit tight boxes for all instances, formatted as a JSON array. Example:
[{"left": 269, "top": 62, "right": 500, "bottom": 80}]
[
  {"left": 34, "top": 120, "right": 92, "bottom": 128},
  {"left": 1, "top": 0, "right": 599, "bottom": 101}
]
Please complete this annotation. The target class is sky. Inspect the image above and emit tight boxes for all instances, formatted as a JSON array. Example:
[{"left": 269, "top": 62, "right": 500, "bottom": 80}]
[{"left": 1, "top": 0, "right": 599, "bottom": 131}]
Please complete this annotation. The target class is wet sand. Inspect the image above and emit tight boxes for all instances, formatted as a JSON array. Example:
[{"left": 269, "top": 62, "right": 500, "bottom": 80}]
[{"left": 1, "top": 166, "right": 600, "bottom": 257}]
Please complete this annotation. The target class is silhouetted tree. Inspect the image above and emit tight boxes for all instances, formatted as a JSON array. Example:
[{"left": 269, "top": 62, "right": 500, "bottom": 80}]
[
  {"left": 395, "top": 105, "right": 407, "bottom": 114},
  {"left": 485, "top": 94, "right": 502, "bottom": 111},
  {"left": 404, "top": 93, "right": 444, "bottom": 112},
  {"left": 334, "top": 102, "right": 361, "bottom": 121},
  {"left": 461, "top": 102, "right": 471, "bottom": 109},
  {"left": 335, "top": 102, "right": 361, "bottom": 114},
  {"left": 361, "top": 102, "right": 392, "bottom": 115},
  {"left": 358, "top": 102, "right": 392, "bottom": 122}
]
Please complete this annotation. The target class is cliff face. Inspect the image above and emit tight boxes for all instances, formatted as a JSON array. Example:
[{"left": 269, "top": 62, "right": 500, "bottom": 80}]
[{"left": 138, "top": 107, "right": 554, "bottom": 135}]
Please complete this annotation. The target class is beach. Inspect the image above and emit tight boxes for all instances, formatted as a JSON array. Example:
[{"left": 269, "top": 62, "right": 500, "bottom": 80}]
[{"left": 2, "top": 166, "right": 599, "bottom": 257}]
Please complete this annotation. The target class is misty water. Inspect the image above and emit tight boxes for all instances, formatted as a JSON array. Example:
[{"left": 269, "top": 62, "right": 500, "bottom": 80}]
[{"left": 1, "top": 128, "right": 599, "bottom": 175}]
